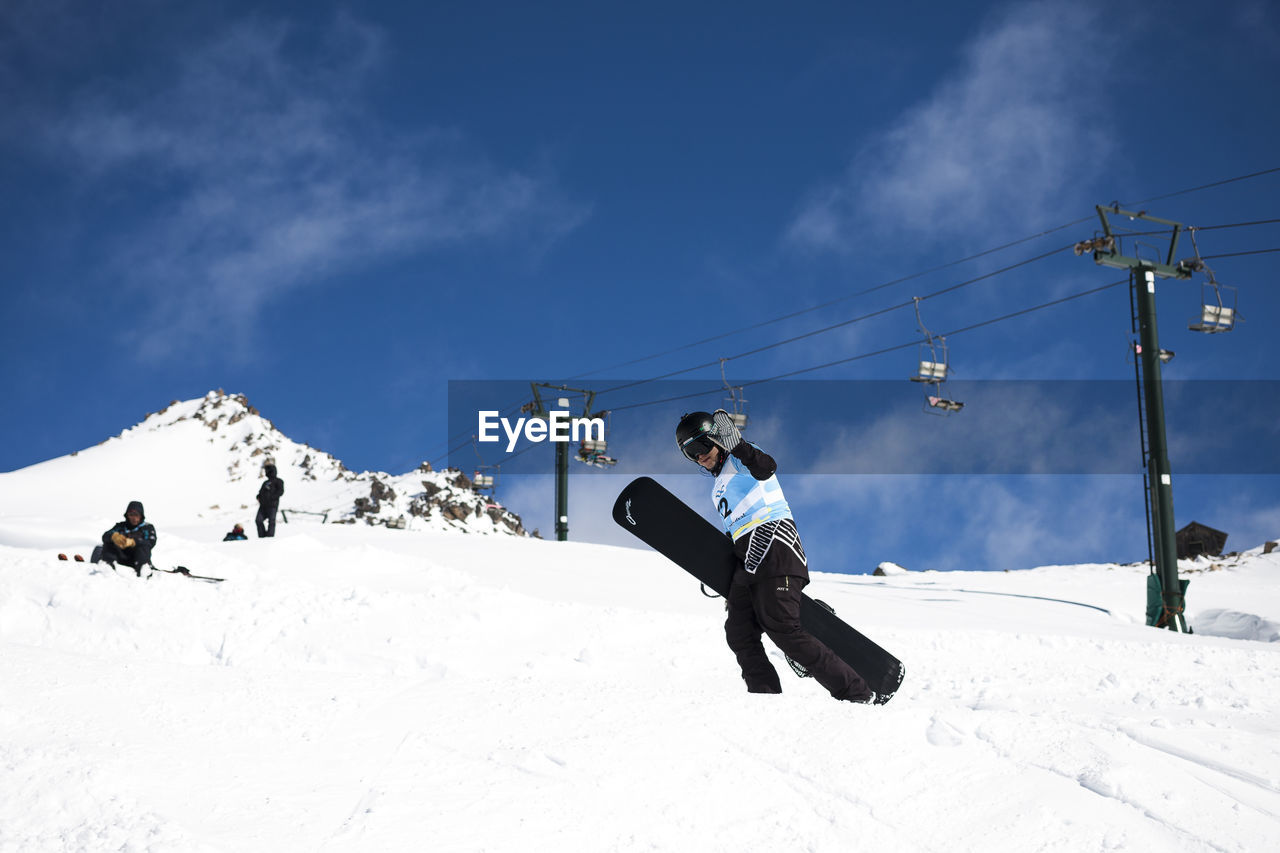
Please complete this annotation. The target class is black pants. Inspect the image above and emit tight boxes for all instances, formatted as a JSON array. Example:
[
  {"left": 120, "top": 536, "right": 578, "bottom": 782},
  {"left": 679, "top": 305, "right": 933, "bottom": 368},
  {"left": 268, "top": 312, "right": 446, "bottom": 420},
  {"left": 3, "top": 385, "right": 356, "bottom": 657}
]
[
  {"left": 725, "top": 572, "right": 871, "bottom": 702},
  {"left": 256, "top": 504, "right": 278, "bottom": 538},
  {"left": 98, "top": 539, "right": 153, "bottom": 568}
]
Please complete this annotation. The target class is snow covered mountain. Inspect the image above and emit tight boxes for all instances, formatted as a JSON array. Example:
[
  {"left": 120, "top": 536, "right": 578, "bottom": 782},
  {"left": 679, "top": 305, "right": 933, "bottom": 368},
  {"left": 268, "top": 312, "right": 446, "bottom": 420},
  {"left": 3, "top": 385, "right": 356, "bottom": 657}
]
[
  {"left": 1, "top": 394, "right": 1278, "bottom": 851},
  {"left": 0, "top": 390, "right": 528, "bottom": 546}
]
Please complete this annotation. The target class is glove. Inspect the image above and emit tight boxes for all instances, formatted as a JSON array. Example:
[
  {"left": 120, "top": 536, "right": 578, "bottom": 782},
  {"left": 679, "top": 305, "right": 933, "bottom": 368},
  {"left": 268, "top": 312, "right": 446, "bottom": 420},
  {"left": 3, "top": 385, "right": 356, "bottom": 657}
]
[
  {"left": 111, "top": 532, "right": 135, "bottom": 549},
  {"left": 710, "top": 409, "right": 742, "bottom": 453}
]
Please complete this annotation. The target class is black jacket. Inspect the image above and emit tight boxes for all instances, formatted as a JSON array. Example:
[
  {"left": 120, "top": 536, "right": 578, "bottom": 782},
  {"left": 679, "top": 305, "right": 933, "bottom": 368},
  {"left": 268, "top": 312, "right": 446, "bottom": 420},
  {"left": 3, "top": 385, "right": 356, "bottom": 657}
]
[
  {"left": 729, "top": 442, "right": 776, "bottom": 480},
  {"left": 102, "top": 500, "right": 158, "bottom": 550},
  {"left": 257, "top": 467, "right": 285, "bottom": 509}
]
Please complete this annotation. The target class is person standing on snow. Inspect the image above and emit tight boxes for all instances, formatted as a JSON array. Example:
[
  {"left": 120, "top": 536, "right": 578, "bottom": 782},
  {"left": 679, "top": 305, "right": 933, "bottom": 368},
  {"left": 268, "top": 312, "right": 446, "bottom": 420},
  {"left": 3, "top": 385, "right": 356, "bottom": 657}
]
[
  {"left": 255, "top": 462, "right": 285, "bottom": 538},
  {"left": 675, "top": 410, "right": 876, "bottom": 704},
  {"left": 96, "top": 500, "right": 158, "bottom": 578}
]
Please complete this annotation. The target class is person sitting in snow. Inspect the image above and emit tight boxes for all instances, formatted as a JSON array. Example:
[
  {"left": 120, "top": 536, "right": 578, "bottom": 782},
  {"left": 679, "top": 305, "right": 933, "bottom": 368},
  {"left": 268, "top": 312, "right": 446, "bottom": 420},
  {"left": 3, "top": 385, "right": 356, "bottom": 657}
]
[
  {"left": 95, "top": 500, "right": 158, "bottom": 579},
  {"left": 255, "top": 462, "right": 285, "bottom": 538},
  {"left": 223, "top": 523, "right": 247, "bottom": 541}
]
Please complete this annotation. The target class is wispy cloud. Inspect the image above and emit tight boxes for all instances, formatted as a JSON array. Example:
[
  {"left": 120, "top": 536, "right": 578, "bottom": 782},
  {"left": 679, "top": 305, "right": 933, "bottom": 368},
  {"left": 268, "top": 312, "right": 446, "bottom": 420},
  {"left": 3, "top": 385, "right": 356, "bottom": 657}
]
[
  {"left": 28, "top": 14, "right": 590, "bottom": 358},
  {"left": 789, "top": 474, "right": 1145, "bottom": 572},
  {"left": 787, "top": 0, "right": 1111, "bottom": 253}
]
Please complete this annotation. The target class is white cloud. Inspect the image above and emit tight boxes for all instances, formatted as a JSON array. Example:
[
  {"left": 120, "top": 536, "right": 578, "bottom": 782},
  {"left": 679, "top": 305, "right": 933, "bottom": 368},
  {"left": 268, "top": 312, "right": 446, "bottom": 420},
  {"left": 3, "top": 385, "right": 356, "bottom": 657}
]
[
  {"left": 788, "top": 0, "right": 1112, "bottom": 253},
  {"left": 35, "top": 15, "right": 590, "bottom": 358},
  {"left": 788, "top": 473, "right": 1146, "bottom": 572}
]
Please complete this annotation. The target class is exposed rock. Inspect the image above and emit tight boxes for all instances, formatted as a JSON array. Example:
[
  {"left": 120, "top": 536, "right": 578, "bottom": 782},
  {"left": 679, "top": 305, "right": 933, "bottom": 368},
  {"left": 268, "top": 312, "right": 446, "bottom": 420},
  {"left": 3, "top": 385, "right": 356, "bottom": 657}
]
[
  {"left": 489, "top": 507, "right": 525, "bottom": 536},
  {"left": 441, "top": 502, "right": 472, "bottom": 522},
  {"left": 370, "top": 478, "right": 396, "bottom": 504}
]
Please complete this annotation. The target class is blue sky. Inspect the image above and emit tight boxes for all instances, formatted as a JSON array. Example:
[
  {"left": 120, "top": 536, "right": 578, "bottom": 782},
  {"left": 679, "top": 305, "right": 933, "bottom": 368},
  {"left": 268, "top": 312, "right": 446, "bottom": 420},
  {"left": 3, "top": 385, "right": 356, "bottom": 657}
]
[{"left": 3, "top": 0, "right": 1278, "bottom": 573}]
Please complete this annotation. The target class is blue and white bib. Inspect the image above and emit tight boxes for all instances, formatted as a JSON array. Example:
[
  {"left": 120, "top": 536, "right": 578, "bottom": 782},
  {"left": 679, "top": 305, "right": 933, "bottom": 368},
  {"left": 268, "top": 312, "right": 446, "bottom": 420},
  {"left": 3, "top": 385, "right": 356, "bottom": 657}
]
[{"left": 711, "top": 446, "right": 793, "bottom": 540}]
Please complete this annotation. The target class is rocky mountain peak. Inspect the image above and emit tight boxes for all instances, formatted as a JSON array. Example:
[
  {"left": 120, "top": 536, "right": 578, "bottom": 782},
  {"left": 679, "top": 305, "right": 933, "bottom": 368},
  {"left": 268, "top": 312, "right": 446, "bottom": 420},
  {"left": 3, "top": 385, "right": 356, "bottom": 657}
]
[{"left": 40, "top": 391, "right": 529, "bottom": 538}]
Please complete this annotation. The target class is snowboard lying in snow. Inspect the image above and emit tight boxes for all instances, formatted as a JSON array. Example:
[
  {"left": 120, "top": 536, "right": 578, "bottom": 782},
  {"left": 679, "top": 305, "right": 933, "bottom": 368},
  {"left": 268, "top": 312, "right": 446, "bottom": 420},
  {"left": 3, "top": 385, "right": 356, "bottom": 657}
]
[{"left": 612, "top": 476, "right": 904, "bottom": 703}]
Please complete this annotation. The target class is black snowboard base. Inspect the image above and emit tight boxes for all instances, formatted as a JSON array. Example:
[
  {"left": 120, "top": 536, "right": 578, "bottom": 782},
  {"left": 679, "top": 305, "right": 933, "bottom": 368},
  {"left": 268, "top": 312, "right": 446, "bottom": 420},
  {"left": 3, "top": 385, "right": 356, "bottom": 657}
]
[{"left": 613, "top": 476, "right": 904, "bottom": 702}]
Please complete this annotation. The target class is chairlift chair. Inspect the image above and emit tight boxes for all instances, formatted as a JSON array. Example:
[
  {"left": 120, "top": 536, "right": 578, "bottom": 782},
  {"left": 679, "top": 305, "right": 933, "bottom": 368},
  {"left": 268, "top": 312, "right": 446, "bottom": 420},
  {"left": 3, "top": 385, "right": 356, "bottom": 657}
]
[
  {"left": 909, "top": 297, "right": 963, "bottom": 415},
  {"left": 470, "top": 433, "right": 499, "bottom": 494},
  {"left": 576, "top": 439, "right": 617, "bottom": 468},
  {"left": 574, "top": 410, "right": 618, "bottom": 467},
  {"left": 1188, "top": 281, "right": 1237, "bottom": 334},
  {"left": 1183, "top": 227, "right": 1238, "bottom": 334},
  {"left": 911, "top": 357, "right": 949, "bottom": 383},
  {"left": 927, "top": 395, "right": 964, "bottom": 413},
  {"left": 909, "top": 298, "right": 951, "bottom": 384}
]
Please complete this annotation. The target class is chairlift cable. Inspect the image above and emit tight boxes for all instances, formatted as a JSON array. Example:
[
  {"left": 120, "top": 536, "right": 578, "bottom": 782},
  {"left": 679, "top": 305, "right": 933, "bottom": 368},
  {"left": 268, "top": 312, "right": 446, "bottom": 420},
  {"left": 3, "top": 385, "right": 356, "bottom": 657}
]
[
  {"left": 937, "top": 279, "right": 1129, "bottom": 339},
  {"left": 1200, "top": 247, "right": 1280, "bottom": 260},
  {"left": 1123, "top": 166, "right": 1280, "bottom": 207},
  {"left": 432, "top": 169, "right": 1279, "bottom": 462},
  {"left": 568, "top": 168, "right": 1280, "bottom": 382},
  {"left": 1089, "top": 218, "right": 1280, "bottom": 240},
  {"left": 425, "top": 400, "right": 526, "bottom": 468},
  {"left": 425, "top": 389, "right": 597, "bottom": 468},
  {"left": 589, "top": 228, "right": 1264, "bottom": 408},
  {"left": 566, "top": 231, "right": 1082, "bottom": 381},
  {"left": 430, "top": 241, "right": 1061, "bottom": 460},
  {"left": 606, "top": 278, "right": 1130, "bottom": 413},
  {"left": 1192, "top": 218, "right": 1280, "bottom": 231},
  {"left": 592, "top": 244, "right": 1070, "bottom": 400}
]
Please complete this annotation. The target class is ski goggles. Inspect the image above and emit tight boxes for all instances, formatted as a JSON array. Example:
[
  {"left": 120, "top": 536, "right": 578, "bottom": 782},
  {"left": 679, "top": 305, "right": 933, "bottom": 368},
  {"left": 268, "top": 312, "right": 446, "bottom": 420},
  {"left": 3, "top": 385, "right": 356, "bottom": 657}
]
[{"left": 679, "top": 434, "right": 718, "bottom": 462}]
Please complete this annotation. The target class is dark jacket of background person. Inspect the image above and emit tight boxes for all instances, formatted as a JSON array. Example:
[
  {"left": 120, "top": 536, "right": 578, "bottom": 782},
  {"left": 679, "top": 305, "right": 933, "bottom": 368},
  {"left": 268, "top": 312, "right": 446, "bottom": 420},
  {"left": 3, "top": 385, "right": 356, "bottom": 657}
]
[
  {"left": 100, "top": 500, "right": 157, "bottom": 567},
  {"left": 255, "top": 465, "right": 285, "bottom": 537}
]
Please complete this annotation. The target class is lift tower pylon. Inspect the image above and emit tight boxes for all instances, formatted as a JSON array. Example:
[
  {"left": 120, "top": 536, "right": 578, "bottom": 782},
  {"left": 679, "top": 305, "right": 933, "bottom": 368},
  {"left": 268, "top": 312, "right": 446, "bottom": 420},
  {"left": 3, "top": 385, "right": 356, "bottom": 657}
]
[{"left": 1079, "top": 204, "right": 1192, "bottom": 632}]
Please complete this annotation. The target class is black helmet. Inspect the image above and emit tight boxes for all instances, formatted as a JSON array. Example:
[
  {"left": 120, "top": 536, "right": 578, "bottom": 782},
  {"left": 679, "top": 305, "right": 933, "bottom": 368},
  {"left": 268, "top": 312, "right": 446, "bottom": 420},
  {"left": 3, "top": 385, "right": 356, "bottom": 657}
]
[{"left": 675, "top": 411, "right": 718, "bottom": 463}]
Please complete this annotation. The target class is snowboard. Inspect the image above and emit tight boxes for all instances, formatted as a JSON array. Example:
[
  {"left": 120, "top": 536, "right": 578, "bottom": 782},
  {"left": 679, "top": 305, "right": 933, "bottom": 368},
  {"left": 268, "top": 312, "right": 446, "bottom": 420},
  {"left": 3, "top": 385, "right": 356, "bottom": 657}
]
[
  {"left": 60, "top": 551, "right": 224, "bottom": 582},
  {"left": 156, "top": 566, "right": 225, "bottom": 583},
  {"left": 612, "top": 476, "right": 905, "bottom": 702}
]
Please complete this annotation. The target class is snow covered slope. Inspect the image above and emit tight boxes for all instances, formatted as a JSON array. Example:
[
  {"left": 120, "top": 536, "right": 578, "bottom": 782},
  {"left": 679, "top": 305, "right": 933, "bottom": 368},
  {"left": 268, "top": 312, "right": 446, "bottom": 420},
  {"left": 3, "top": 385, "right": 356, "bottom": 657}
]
[
  {"left": 1, "top": 400, "right": 1279, "bottom": 851},
  {"left": 0, "top": 390, "right": 528, "bottom": 545},
  {"left": 2, "top": 519, "right": 1279, "bottom": 851}
]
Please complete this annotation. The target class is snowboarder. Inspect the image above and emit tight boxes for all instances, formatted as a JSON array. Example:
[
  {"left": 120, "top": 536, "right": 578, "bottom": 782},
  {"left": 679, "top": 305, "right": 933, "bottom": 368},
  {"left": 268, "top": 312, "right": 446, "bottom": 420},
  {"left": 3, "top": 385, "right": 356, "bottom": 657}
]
[
  {"left": 223, "top": 523, "right": 247, "bottom": 541},
  {"left": 675, "top": 410, "right": 875, "bottom": 703},
  {"left": 255, "top": 463, "right": 285, "bottom": 538},
  {"left": 95, "top": 500, "right": 158, "bottom": 578}
]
